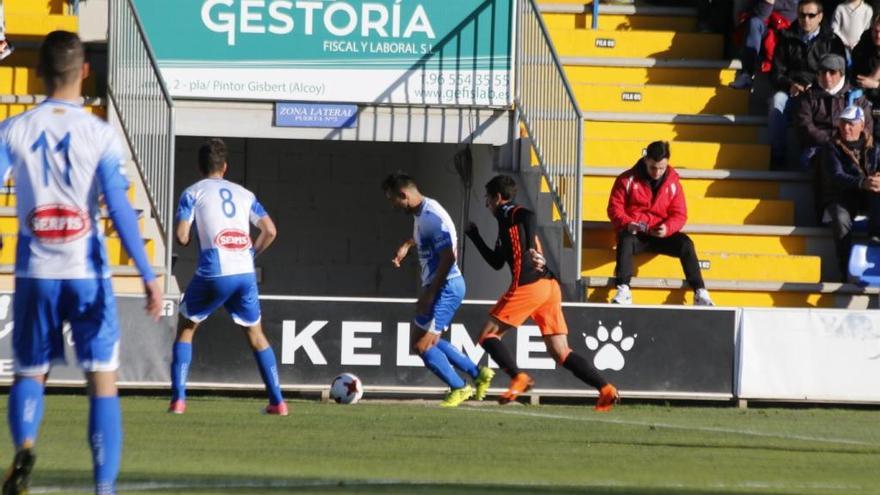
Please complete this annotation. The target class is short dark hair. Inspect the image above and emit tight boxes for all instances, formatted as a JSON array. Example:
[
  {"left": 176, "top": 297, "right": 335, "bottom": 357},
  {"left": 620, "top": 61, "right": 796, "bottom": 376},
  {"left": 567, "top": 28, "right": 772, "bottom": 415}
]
[
  {"left": 38, "top": 31, "right": 85, "bottom": 92},
  {"left": 198, "top": 138, "right": 227, "bottom": 175},
  {"left": 798, "top": 0, "right": 823, "bottom": 13},
  {"left": 645, "top": 141, "right": 671, "bottom": 162},
  {"left": 381, "top": 171, "right": 417, "bottom": 196},
  {"left": 485, "top": 175, "right": 517, "bottom": 201}
]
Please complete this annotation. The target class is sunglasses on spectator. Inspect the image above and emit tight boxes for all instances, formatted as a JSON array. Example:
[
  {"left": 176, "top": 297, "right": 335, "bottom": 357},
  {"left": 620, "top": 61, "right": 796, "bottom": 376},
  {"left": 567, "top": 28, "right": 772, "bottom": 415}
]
[
  {"left": 818, "top": 69, "right": 840, "bottom": 74},
  {"left": 798, "top": 11, "right": 820, "bottom": 18}
]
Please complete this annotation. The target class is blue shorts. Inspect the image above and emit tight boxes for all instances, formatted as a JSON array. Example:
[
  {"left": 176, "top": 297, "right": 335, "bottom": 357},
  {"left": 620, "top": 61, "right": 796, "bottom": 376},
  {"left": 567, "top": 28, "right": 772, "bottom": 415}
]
[
  {"left": 180, "top": 273, "right": 261, "bottom": 326},
  {"left": 414, "top": 276, "right": 465, "bottom": 334},
  {"left": 13, "top": 277, "right": 120, "bottom": 375}
]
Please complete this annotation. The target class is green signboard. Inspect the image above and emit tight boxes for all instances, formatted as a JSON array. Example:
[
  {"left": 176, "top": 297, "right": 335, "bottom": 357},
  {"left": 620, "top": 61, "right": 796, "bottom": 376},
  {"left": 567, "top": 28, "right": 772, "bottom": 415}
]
[{"left": 131, "top": 0, "right": 514, "bottom": 106}]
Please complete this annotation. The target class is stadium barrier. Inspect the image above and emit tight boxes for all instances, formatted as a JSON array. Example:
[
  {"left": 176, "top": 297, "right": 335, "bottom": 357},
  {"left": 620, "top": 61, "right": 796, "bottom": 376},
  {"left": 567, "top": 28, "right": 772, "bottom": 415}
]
[
  {"left": 0, "top": 294, "right": 876, "bottom": 404},
  {"left": 738, "top": 308, "right": 880, "bottom": 403}
]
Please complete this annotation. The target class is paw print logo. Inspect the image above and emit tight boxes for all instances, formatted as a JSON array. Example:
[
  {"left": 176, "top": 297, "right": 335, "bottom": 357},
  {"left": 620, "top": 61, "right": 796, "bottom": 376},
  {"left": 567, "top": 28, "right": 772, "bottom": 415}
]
[{"left": 583, "top": 321, "right": 636, "bottom": 371}]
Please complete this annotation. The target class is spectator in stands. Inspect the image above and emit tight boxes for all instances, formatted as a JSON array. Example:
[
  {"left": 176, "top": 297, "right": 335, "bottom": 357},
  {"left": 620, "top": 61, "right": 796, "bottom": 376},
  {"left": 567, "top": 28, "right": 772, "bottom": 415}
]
[
  {"left": 820, "top": 105, "right": 880, "bottom": 279},
  {"left": 851, "top": 13, "right": 880, "bottom": 139},
  {"left": 606, "top": 141, "right": 714, "bottom": 306},
  {"left": 729, "top": 0, "right": 799, "bottom": 89},
  {"left": 832, "top": 0, "right": 873, "bottom": 49},
  {"left": 769, "top": 0, "right": 847, "bottom": 168},
  {"left": 0, "top": 1, "right": 13, "bottom": 61},
  {"left": 794, "top": 53, "right": 874, "bottom": 170}
]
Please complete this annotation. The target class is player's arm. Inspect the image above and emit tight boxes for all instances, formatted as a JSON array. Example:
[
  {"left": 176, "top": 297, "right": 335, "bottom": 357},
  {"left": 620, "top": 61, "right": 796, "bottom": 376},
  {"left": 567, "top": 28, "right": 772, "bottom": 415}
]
[
  {"left": 249, "top": 199, "right": 276, "bottom": 257},
  {"left": 392, "top": 238, "right": 415, "bottom": 268},
  {"left": 252, "top": 215, "right": 277, "bottom": 257},
  {"left": 175, "top": 220, "right": 192, "bottom": 246},
  {"left": 512, "top": 208, "right": 546, "bottom": 271},
  {"left": 175, "top": 190, "right": 196, "bottom": 246},
  {"left": 97, "top": 155, "right": 163, "bottom": 320},
  {"left": 464, "top": 222, "right": 505, "bottom": 270}
]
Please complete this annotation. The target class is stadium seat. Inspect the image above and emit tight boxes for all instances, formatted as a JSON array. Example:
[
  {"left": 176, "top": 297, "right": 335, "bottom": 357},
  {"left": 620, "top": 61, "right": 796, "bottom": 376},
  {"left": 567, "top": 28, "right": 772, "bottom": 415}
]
[{"left": 848, "top": 243, "right": 880, "bottom": 286}]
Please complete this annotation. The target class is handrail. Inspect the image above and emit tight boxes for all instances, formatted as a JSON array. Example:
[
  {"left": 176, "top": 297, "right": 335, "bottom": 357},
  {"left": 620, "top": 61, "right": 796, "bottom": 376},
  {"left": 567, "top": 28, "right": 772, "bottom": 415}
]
[
  {"left": 515, "top": 0, "right": 585, "bottom": 290},
  {"left": 107, "top": 0, "right": 176, "bottom": 293},
  {"left": 592, "top": 1, "right": 600, "bottom": 29}
]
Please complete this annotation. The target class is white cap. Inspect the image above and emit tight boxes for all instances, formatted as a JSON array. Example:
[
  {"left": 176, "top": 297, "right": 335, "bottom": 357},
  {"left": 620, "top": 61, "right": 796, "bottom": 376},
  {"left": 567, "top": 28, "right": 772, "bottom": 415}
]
[{"left": 839, "top": 105, "right": 865, "bottom": 123}]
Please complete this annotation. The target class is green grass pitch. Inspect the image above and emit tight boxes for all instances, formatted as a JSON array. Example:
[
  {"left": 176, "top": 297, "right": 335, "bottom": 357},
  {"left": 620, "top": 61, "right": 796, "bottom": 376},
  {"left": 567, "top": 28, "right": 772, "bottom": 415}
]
[{"left": 1, "top": 395, "right": 878, "bottom": 494}]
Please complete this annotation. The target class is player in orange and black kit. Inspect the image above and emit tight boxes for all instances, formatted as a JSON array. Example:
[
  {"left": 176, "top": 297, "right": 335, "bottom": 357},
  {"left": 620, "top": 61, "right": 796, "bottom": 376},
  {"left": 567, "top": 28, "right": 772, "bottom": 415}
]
[{"left": 465, "top": 175, "right": 619, "bottom": 411}]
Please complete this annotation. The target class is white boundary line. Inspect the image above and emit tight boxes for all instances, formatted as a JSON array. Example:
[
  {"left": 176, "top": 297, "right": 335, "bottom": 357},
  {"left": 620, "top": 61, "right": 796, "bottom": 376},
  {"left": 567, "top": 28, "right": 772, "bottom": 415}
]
[{"left": 461, "top": 406, "right": 880, "bottom": 447}]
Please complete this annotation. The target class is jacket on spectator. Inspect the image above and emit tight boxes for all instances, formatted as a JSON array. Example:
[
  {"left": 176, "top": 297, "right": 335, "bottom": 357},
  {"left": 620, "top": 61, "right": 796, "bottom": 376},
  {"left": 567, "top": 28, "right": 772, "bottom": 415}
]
[
  {"left": 820, "top": 131, "right": 880, "bottom": 204},
  {"left": 771, "top": 24, "right": 847, "bottom": 92},
  {"left": 751, "top": 0, "right": 798, "bottom": 23},
  {"left": 607, "top": 160, "right": 687, "bottom": 236},
  {"left": 795, "top": 82, "right": 874, "bottom": 147},
  {"left": 851, "top": 29, "right": 880, "bottom": 105}
]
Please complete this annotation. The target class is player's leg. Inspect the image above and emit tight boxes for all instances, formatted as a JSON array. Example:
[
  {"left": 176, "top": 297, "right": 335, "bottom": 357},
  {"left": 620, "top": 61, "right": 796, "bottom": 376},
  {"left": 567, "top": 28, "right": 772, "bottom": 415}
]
[
  {"left": 171, "top": 275, "right": 227, "bottom": 413},
  {"left": 67, "top": 279, "right": 123, "bottom": 494},
  {"left": 225, "top": 274, "right": 286, "bottom": 415},
  {"left": 482, "top": 285, "right": 539, "bottom": 403},
  {"left": 169, "top": 316, "right": 199, "bottom": 413},
  {"left": 430, "top": 277, "right": 482, "bottom": 380},
  {"left": 534, "top": 281, "right": 619, "bottom": 412},
  {"left": 85, "top": 371, "right": 122, "bottom": 495},
  {"left": 4, "top": 278, "right": 61, "bottom": 495}
]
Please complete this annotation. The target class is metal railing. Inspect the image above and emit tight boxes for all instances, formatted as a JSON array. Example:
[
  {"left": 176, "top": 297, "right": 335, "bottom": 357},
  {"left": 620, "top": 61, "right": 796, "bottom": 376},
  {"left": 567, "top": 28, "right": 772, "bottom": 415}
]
[
  {"left": 107, "top": 0, "right": 176, "bottom": 293},
  {"left": 592, "top": 0, "right": 600, "bottom": 29},
  {"left": 514, "top": 0, "right": 584, "bottom": 284}
]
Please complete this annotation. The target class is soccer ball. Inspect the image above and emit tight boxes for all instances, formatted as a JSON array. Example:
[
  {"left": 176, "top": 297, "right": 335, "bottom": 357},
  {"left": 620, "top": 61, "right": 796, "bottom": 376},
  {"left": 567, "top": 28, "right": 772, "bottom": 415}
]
[{"left": 329, "top": 373, "right": 363, "bottom": 404}]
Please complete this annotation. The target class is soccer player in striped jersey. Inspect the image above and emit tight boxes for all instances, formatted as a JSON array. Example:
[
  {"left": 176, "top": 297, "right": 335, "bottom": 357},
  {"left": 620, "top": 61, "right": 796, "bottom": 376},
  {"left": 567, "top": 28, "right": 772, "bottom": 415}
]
[
  {"left": 0, "top": 31, "right": 163, "bottom": 495},
  {"left": 466, "top": 175, "right": 619, "bottom": 411},
  {"left": 169, "top": 138, "right": 287, "bottom": 416},
  {"left": 383, "top": 172, "right": 494, "bottom": 407}
]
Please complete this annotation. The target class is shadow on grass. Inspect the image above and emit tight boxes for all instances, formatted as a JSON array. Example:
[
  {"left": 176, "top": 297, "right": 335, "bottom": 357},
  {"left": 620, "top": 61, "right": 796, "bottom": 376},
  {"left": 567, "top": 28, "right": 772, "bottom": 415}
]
[{"left": 28, "top": 470, "right": 795, "bottom": 495}]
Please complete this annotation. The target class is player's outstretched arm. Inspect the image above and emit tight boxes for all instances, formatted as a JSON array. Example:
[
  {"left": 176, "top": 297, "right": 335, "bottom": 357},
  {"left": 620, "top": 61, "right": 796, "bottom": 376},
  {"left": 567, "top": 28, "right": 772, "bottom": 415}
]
[
  {"left": 464, "top": 222, "right": 505, "bottom": 270},
  {"left": 253, "top": 215, "right": 277, "bottom": 257}
]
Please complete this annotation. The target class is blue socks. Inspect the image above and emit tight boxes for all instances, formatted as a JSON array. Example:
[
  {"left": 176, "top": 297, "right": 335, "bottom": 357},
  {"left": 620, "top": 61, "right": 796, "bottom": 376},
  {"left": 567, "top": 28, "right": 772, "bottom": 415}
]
[
  {"left": 7, "top": 377, "right": 45, "bottom": 447},
  {"left": 89, "top": 396, "right": 121, "bottom": 495},
  {"left": 421, "top": 345, "right": 466, "bottom": 389},
  {"left": 435, "top": 339, "right": 479, "bottom": 379},
  {"left": 170, "top": 342, "right": 192, "bottom": 402},
  {"left": 254, "top": 347, "right": 284, "bottom": 406}
]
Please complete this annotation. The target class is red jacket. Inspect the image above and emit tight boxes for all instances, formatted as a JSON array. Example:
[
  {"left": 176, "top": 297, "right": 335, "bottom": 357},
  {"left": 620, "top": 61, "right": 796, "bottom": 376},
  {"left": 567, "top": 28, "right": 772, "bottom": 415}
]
[{"left": 606, "top": 160, "right": 688, "bottom": 236}]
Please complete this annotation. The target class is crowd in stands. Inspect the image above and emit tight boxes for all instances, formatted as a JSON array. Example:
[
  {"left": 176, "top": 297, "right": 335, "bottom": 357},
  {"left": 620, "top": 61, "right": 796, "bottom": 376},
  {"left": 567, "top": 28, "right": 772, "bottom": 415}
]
[{"left": 602, "top": 0, "right": 880, "bottom": 287}]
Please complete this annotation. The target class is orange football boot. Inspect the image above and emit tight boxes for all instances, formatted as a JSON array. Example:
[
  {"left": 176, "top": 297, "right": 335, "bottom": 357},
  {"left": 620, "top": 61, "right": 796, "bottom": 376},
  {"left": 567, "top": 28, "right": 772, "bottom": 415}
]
[{"left": 498, "top": 372, "right": 534, "bottom": 404}]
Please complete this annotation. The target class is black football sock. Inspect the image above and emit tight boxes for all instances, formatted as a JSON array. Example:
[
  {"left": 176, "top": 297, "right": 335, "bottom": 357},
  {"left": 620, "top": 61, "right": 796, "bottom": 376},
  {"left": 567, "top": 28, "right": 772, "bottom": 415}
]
[
  {"left": 480, "top": 337, "right": 521, "bottom": 378},
  {"left": 563, "top": 352, "right": 607, "bottom": 390}
]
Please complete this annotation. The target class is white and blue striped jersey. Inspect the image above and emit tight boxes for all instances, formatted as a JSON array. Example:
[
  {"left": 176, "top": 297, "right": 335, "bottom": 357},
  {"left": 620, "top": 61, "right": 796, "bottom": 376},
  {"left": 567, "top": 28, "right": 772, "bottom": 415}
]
[
  {"left": 413, "top": 197, "right": 462, "bottom": 287},
  {"left": 0, "top": 100, "right": 131, "bottom": 280},
  {"left": 177, "top": 178, "right": 267, "bottom": 277}
]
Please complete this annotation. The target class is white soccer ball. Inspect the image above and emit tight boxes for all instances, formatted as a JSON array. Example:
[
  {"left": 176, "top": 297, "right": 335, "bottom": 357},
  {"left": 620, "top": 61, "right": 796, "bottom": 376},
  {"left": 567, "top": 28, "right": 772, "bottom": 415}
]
[{"left": 329, "top": 373, "right": 364, "bottom": 404}]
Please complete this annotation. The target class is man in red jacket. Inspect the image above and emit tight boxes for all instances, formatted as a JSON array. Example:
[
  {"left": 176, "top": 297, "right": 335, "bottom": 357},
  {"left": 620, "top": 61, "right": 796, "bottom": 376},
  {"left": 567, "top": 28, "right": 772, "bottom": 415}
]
[{"left": 606, "top": 141, "right": 714, "bottom": 306}]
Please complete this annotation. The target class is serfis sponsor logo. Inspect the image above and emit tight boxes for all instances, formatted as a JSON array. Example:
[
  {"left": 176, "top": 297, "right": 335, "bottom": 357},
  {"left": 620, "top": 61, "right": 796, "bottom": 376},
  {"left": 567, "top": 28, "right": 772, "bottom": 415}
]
[
  {"left": 27, "top": 205, "right": 90, "bottom": 243},
  {"left": 214, "top": 229, "right": 251, "bottom": 251}
]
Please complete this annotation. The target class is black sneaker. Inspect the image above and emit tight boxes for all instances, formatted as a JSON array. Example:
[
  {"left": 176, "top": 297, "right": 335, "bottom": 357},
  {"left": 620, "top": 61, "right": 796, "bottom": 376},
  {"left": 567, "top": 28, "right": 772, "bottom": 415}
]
[
  {"left": 729, "top": 71, "right": 753, "bottom": 90},
  {"left": 2, "top": 449, "right": 36, "bottom": 495}
]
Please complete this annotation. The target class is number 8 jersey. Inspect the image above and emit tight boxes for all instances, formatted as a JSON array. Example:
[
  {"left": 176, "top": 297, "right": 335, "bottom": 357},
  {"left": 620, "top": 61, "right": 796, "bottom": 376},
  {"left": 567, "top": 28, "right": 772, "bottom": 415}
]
[{"left": 176, "top": 178, "right": 267, "bottom": 277}]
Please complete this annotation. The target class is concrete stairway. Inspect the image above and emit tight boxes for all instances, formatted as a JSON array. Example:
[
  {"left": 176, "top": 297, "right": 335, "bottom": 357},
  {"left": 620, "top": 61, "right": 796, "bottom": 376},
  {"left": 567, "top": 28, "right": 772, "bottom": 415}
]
[
  {"left": 536, "top": 1, "right": 875, "bottom": 308},
  {"left": 0, "top": 0, "right": 166, "bottom": 293}
]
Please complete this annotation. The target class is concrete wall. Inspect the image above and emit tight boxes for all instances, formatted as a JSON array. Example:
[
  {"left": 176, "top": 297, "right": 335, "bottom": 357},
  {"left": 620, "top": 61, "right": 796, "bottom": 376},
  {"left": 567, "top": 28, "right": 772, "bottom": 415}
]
[{"left": 172, "top": 137, "right": 514, "bottom": 299}]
